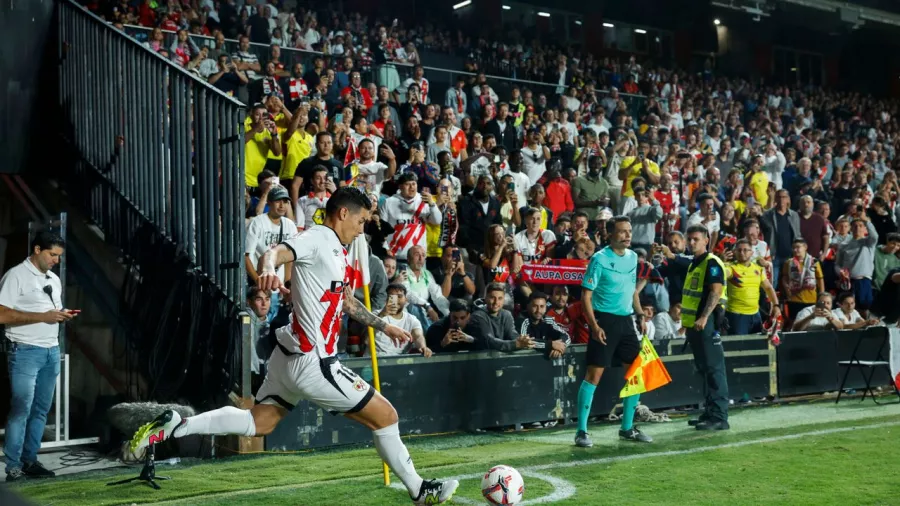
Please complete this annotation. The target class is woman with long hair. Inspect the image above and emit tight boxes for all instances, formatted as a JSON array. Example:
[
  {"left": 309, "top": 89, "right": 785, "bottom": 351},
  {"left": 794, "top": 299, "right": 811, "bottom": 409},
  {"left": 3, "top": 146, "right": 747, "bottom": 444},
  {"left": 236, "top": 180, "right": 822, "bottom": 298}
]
[{"left": 479, "top": 224, "right": 518, "bottom": 310}]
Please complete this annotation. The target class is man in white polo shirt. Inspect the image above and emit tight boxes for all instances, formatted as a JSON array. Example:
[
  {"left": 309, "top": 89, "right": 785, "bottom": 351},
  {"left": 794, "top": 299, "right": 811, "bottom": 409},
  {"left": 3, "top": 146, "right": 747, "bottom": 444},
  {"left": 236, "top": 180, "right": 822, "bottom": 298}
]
[{"left": 0, "top": 232, "right": 78, "bottom": 482}]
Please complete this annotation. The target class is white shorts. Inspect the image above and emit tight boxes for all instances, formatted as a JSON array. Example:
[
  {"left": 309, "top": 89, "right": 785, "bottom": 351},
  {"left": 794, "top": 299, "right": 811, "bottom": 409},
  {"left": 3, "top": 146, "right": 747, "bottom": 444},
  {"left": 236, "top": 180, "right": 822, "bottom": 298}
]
[{"left": 255, "top": 345, "right": 374, "bottom": 415}]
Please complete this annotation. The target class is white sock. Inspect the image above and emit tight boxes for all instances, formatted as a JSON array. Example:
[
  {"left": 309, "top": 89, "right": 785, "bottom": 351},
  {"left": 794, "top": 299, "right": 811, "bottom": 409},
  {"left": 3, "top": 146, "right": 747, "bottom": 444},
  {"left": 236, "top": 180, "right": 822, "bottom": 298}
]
[
  {"left": 173, "top": 406, "right": 256, "bottom": 437},
  {"left": 373, "top": 423, "right": 423, "bottom": 496}
]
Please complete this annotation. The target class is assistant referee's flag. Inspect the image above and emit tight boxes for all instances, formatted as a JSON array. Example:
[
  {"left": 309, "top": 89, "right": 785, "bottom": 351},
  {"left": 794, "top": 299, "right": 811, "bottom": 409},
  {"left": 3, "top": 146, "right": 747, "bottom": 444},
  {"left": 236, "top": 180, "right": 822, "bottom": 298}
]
[{"left": 620, "top": 336, "right": 673, "bottom": 398}]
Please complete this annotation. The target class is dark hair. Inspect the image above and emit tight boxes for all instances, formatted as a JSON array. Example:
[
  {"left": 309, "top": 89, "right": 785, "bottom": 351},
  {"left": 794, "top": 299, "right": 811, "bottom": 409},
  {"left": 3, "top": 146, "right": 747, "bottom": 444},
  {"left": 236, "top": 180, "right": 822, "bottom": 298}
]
[
  {"left": 311, "top": 164, "right": 330, "bottom": 177},
  {"left": 315, "top": 131, "right": 333, "bottom": 144},
  {"left": 606, "top": 215, "right": 631, "bottom": 235},
  {"left": 573, "top": 211, "right": 589, "bottom": 222},
  {"left": 742, "top": 218, "right": 759, "bottom": 230},
  {"left": 350, "top": 114, "right": 366, "bottom": 130},
  {"left": 257, "top": 169, "right": 277, "bottom": 184},
  {"left": 685, "top": 224, "right": 710, "bottom": 238},
  {"left": 697, "top": 193, "right": 714, "bottom": 204},
  {"left": 358, "top": 138, "right": 375, "bottom": 149},
  {"left": 485, "top": 282, "right": 507, "bottom": 296},
  {"left": 735, "top": 238, "right": 751, "bottom": 248},
  {"left": 386, "top": 283, "right": 407, "bottom": 295},
  {"left": 837, "top": 291, "right": 855, "bottom": 304},
  {"left": 325, "top": 187, "right": 371, "bottom": 216},
  {"left": 522, "top": 207, "right": 541, "bottom": 219},
  {"left": 887, "top": 233, "right": 900, "bottom": 243},
  {"left": 397, "top": 172, "right": 418, "bottom": 185},
  {"left": 246, "top": 287, "right": 268, "bottom": 300},
  {"left": 792, "top": 238, "right": 807, "bottom": 245},
  {"left": 31, "top": 231, "right": 65, "bottom": 252},
  {"left": 449, "top": 299, "right": 470, "bottom": 313},
  {"left": 529, "top": 291, "right": 549, "bottom": 303}
]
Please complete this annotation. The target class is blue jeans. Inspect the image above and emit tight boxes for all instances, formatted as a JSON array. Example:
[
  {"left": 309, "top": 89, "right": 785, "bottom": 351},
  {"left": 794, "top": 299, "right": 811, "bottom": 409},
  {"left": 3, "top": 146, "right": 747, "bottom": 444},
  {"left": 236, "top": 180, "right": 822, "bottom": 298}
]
[
  {"left": 725, "top": 311, "right": 762, "bottom": 336},
  {"left": 772, "top": 257, "right": 789, "bottom": 290},
  {"left": 5, "top": 343, "right": 60, "bottom": 473}
]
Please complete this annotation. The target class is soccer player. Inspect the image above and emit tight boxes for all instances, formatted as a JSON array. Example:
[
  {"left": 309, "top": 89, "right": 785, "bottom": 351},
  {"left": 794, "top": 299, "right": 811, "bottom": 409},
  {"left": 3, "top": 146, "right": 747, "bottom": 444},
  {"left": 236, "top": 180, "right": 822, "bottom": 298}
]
[
  {"left": 129, "top": 188, "right": 459, "bottom": 505},
  {"left": 574, "top": 216, "right": 650, "bottom": 448}
]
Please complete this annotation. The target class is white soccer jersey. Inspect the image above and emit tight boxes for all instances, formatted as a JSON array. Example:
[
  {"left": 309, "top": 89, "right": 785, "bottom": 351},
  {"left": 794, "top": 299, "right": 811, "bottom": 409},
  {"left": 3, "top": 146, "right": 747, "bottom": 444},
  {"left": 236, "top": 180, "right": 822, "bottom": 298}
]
[
  {"left": 295, "top": 192, "right": 330, "bottom": 231},
  {"left": 275, "top": 225, "right": 350, "bottom": 358},
  {"left": 381, "top": 194, "right": 442, "bottom": 260},
  {"left": 514, "top": 229, "right": 557, "bottom": 263}
]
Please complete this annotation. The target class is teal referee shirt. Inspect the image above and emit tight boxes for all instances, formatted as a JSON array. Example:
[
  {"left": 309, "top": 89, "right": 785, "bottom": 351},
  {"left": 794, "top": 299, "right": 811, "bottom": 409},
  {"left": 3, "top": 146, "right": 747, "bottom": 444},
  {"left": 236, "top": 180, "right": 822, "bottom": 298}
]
[{"left": 581, "top": 247, "right": 637, "bottom": 316}]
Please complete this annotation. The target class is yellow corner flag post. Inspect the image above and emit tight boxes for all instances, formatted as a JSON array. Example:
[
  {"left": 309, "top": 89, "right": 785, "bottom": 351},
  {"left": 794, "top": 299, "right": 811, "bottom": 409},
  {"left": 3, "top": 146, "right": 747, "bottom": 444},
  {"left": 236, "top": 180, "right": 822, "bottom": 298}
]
[
  {"left": 362, "top": 283, "right": 391, "bottom": 486},
  {"left": 620, "top": 336, "right": 673, "bottom": 398}
]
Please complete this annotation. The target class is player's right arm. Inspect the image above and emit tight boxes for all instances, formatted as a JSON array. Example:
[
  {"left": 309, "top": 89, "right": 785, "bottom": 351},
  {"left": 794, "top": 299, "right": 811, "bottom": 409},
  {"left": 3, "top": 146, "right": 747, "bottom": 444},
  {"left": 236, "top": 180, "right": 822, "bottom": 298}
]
[{"left": 256, "top": 234, "right": 313, "bottom": 291}]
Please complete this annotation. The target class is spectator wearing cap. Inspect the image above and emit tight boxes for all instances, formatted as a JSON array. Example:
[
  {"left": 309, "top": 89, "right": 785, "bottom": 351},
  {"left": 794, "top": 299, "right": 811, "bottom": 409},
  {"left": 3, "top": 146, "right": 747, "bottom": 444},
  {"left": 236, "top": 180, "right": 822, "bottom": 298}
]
[
  {"left": 244, "top": 184, "right": 296, "bottom": 317},
  {"left": 571, "top": 155, "right": 610, "bottom": 221}
]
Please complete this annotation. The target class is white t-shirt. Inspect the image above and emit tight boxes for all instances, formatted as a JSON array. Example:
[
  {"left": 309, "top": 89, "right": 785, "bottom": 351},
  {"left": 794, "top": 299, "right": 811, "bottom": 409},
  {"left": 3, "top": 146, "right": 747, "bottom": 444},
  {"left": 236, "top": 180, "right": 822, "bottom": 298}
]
[
  {"left": 295, "top": 193, "right": 330, "bottom": 232},
  {"left": 514, "top": 229, "right": 557, "bottom": 263},
  {"left": 274, "top": 225, "right": 349, "bottom": 357},
  {"left": 521, "top": 145, "right": 547, "bottom": 185},
  {"left": 686, "top": 211, "right": 720, "bottom": 235},
  {"left": 353, "top": 160, "right": 389, "bottom": 195},
  {"left": 245, "top": 215, "right": 297, "bottom": 282},
  {"left": 832, "top": 308, "right": 862, "bottom": 326},
  {"left": 366, "top": 311, "right": 422, "bottom": 356},
  {"left": 0, "top": 259, "right": 63, "bottom": 347},
  {"left": 793, "top": 305, "right": 831, "bottom": 331},
  {"left": 497, "top": 168, "right": 530, "bottom": 204}
]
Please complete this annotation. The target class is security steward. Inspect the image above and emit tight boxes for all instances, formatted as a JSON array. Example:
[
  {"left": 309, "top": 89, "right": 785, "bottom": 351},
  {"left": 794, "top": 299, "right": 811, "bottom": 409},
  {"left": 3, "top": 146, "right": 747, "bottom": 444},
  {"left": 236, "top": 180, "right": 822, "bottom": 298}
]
[{"left": 681, "top": 224, "right": 730, "bottom": 430}]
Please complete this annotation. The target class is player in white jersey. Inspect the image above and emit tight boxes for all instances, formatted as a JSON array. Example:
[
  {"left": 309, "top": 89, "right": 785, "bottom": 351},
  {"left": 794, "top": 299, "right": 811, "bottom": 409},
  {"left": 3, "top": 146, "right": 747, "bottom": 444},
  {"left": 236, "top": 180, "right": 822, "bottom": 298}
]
[
  {"left": 294, "top": 165, "right": 331, "bottom": 231},
  {"left": 129, "top": 188, "right": 459, "bottom": 505},
  {"left": 514, "top": 207, "right": 557, "bottom": 263},
  {"left": 381, "top": 172, "right": 442, "bottom": 261}
]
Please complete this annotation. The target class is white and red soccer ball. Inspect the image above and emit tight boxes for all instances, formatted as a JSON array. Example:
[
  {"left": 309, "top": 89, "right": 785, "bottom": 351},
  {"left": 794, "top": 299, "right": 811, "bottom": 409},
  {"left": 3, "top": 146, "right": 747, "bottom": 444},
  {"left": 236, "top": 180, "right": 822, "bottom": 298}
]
[{"left": 481, "top": 465, "right": 525, "bottom": 505}]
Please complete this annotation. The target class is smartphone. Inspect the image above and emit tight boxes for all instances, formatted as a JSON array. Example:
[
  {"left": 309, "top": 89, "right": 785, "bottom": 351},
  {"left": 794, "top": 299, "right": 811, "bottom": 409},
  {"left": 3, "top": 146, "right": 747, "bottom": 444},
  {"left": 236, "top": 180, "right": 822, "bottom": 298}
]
[
  {"left": 67, "top": 309, "right": 82, "bottom": 315},
  {"left": 508, "top": 182, "right": 515, "bottom": 191},
  {"left": 452, "top": 249, "right": 461, "bottom": 262},
  {"left": 815, "top": 301, "right": 826, "bottom": 310},
  {"left": 335, "top": 113, "right": 343, "bottom": 123},
  {"left": 494, "top": 155, "right": 501, "bottom": 163},
  {"left": 441, "top": 186, "right": 449, "bottom": 195},
  {"left": 389, "top": 294, "right": 398, "bottom": 306}
]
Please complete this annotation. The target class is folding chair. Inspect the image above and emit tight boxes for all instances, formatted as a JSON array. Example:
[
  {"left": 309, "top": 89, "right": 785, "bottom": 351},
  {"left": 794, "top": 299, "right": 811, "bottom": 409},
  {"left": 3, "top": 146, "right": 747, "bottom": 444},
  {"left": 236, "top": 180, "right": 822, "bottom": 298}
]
[{"left": 836, "top": 329, "right": 900, "bottom": 404}]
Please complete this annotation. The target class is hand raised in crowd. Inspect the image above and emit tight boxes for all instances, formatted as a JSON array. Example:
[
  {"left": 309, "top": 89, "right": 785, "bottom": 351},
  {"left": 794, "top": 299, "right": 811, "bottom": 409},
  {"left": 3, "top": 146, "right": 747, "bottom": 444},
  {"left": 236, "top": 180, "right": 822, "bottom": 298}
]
[
  {"left": 325, "top": 178, "right": 337, "bottom": 193},
  {"left": 379, "top": 144, "right": 396, "bottom": 161}
]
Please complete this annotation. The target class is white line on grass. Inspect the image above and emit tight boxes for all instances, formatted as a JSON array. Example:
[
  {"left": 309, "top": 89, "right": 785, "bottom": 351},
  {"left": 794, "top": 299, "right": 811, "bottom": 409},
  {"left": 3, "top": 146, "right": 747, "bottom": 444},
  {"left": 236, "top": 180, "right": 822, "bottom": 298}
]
[
  {"left": 389, "top": 469, "right": 576, "bottom": 505},
  {"left": 145, "top": 420, "right": 900, "bottom": 505}
]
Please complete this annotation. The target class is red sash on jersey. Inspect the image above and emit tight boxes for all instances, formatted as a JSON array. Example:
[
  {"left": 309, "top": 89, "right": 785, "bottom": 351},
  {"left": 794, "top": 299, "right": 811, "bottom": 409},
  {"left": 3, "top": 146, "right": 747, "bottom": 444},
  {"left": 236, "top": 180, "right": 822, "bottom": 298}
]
[
  {"left": 388, "top": 201, "right": 428, "bottom": 256},
  {"left": 455, "top": 89, "right": 464, "bottom": 114},
  {"left": 449, "top": 128, "right": 467, "bottom": 158},
  {"left": 491, "top": 258, "right": 511, "bottom": 283}
]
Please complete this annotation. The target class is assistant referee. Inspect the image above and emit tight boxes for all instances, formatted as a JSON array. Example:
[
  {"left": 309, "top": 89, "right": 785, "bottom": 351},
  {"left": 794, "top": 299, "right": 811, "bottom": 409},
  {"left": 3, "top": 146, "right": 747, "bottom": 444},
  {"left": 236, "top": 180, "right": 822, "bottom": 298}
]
[{"left": 574, "top": 216, "right": 650, "bottom": 448}]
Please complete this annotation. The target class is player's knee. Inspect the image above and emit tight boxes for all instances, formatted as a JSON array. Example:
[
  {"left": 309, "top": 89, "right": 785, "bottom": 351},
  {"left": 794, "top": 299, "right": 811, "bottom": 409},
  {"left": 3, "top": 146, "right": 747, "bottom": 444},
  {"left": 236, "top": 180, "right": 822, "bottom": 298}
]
[{"left": 584, "top": 367, "right": 604, "bottom": 385}]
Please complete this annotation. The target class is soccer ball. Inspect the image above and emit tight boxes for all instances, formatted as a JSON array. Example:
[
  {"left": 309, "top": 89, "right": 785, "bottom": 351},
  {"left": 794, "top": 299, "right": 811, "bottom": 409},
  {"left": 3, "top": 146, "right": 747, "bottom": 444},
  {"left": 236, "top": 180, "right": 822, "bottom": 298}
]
[{"left": 481, "top": 465, "right": 525, "bottom": 505}]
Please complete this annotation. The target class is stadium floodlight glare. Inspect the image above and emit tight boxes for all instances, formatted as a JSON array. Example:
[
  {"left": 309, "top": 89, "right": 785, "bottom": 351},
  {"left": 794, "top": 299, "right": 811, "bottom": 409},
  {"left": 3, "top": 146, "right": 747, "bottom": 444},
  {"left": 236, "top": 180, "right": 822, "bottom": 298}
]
[
  {"left": 634, "top": 28, "right": 647, "bottom": 34},
  {"left": 502, "top": 4, "right": 511, "bottom": 9},
  {"left": 453, "top": 0, "right": 472, "bottom": 10},
  {"left": 538, "top": 11, "right": 551, "bottom": 17},
  {"left": 714, "top": 18, "right": 721, "bottom": 25},
  {"left": 603, "top": 22, "right": 615, "bottom": 28}
]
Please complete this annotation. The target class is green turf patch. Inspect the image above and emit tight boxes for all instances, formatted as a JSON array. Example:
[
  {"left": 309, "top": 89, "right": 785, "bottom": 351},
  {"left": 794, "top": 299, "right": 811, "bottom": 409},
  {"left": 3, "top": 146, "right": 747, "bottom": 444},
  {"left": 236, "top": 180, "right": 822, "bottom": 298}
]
[{"left": 11, "top": 401, "right": 900, "bottom": 505}]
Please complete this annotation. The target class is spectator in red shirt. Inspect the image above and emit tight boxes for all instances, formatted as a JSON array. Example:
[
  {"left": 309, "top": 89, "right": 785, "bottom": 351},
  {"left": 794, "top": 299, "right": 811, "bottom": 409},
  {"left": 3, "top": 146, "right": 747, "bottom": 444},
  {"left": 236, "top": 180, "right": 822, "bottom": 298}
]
[
  {"left": 340, "top": 71, "right": 373, "bottom": 115},
  {"left": 544, "top": 168, "right": 574, "bottom": 220},
  {"left": 548, "top": 285, "right": 590, "bottom": 344}
]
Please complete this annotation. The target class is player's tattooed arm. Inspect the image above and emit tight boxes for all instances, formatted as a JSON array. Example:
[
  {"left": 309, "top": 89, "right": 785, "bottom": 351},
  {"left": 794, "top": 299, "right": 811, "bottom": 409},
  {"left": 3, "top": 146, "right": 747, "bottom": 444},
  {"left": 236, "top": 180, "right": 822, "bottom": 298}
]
[{"left": 342, "top": 289, "right": 388, "bottom": 331}]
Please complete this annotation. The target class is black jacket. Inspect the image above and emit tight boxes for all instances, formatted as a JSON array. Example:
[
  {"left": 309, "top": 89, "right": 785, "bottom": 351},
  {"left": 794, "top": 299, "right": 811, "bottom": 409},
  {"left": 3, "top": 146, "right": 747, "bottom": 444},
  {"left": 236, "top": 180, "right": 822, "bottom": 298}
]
[
  {"left": 425, "top": 316, "right": 478, "bottom": 354},
  {"left": 457, "top": 195, "right": 502, "bottom": 251},
  {"left": 514, "top": 316, "right": 570, "bottom": 359},
  {"left": 485, "top": 118, "right": 519, "bottom": 153}
]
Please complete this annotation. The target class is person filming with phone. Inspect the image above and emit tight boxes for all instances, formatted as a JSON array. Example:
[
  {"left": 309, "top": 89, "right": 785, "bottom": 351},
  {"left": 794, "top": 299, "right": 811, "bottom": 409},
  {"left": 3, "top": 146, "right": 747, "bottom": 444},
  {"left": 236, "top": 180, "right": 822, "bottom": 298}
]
[
  {"left": 367, "top": 284, "right": 432, "bottom": 358},
  {"left": 0, "top": 232, "right": 79, "bottom": 482}
]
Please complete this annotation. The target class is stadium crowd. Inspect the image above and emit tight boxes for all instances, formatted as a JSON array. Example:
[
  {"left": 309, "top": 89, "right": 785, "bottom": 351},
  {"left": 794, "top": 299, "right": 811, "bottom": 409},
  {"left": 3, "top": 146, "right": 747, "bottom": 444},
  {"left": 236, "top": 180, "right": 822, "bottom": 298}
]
[{"left": 84, "top": 1, "right": 900, "bottom": 370}]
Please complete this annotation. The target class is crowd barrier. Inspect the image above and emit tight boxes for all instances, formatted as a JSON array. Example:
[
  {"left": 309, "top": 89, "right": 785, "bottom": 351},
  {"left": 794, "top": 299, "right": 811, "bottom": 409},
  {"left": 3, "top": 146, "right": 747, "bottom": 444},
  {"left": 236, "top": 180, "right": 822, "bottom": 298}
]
[{"left": 266, "top": 328, "right": 891, "bottom": 450}]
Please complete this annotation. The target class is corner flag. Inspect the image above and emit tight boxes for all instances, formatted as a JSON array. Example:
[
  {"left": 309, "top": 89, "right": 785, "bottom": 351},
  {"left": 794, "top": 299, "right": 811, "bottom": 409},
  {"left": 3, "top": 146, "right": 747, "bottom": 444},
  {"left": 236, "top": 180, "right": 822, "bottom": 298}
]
[{"left": 620, "top": 336, "right": 673, "bottom": 398}]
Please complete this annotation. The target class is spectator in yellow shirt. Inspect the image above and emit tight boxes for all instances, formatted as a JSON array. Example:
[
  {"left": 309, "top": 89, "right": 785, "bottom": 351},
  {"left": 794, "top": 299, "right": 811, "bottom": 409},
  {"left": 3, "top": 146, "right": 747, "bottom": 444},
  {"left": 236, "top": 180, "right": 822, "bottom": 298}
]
[
  {"left": 781, "top": 238, "right": 824, "bottom": 320},
  {"left": 724, "top": 239, "right": 781, "bottom": 335},
  {"left": 617, "top": 140, "right": 661, "bottom": 215},
  {"left": 747, "top": 155, "right": 770, "bottom": 208},
  {"left": 280, "top": 107, "right": 315, "bottom": 185},
  {"left": 245, "top": 103, "right": 282, "bottom": 188}
]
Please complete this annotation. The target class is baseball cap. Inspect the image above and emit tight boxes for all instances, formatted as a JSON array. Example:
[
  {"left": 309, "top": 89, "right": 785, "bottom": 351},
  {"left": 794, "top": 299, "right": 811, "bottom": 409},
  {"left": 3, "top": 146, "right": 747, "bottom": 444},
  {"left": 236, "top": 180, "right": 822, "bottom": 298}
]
[
  {"left": 597, "top": 207, "right": 614, "bottom": 221},
  {"left": 268, "top": 185, "right": 290, "bottom": 202}
]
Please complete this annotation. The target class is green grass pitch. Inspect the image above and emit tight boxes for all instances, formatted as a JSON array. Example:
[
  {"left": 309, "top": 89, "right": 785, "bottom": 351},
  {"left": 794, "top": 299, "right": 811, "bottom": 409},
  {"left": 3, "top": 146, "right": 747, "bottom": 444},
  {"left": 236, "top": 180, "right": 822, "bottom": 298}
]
[{"left": 11, "top": 400, "right": 900, "bottom": 505}]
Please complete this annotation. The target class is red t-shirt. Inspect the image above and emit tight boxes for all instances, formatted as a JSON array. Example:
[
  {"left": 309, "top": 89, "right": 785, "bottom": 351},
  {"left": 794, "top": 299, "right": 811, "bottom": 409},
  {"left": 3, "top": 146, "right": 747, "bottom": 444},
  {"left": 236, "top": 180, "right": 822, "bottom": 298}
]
[{"left": 549, "top": 302, "right": 590, "bottom": 344}]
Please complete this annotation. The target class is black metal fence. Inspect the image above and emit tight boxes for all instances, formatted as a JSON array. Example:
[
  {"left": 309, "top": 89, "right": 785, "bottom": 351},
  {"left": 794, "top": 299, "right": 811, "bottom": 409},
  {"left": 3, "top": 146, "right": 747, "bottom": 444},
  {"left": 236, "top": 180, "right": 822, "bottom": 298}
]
[{"left": 59, "top": 2, "right": 246, "bottom": 306}]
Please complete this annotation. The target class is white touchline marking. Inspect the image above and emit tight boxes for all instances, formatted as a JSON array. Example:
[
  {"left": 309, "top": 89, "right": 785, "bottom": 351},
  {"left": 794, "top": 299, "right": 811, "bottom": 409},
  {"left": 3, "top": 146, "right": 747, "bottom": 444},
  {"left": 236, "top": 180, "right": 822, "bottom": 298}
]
[
  {"left": 144, "top": 421, "right": 900, "bottom": 505},
  {"left": 389, "top": 469, "right": 576, "bottom": 505}
]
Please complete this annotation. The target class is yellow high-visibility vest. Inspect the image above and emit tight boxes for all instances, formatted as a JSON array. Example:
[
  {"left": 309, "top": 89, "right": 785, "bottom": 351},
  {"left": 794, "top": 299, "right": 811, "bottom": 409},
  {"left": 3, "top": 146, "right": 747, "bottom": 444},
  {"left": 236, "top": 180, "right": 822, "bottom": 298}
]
[{"left": 682, "top": 253, "right": 728, "bottom": 328}]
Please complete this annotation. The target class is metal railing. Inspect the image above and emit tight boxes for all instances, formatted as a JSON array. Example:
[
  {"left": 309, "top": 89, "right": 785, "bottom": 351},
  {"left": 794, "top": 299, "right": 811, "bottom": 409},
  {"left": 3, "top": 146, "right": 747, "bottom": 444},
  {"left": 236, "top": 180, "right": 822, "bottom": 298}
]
[
  {"left": 120, "top": 24, "right": 647, "bottom": 118},
  {"left": 59, "top": 2, "right": 246, "bottom": 305}
]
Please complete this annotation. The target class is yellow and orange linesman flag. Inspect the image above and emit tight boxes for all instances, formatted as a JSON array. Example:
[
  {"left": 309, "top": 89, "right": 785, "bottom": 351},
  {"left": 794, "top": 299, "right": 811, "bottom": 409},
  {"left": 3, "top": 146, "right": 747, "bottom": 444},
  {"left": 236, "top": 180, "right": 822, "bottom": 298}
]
[{"left": 620, "top": 336, "right": 673, "bottom": 398}]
